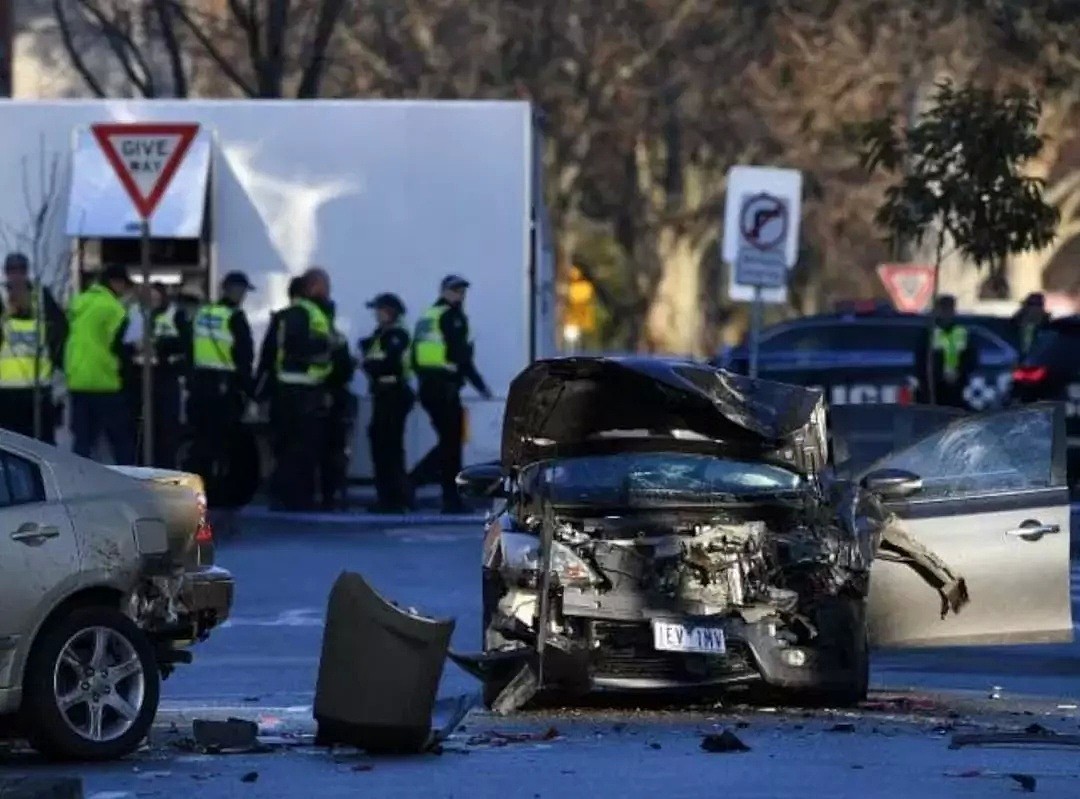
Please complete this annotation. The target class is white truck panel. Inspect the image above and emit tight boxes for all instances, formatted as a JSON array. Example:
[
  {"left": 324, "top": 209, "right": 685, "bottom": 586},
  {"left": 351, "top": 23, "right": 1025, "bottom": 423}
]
[{"left": 0, "top": 100, "right": 542, "bottom": 479}]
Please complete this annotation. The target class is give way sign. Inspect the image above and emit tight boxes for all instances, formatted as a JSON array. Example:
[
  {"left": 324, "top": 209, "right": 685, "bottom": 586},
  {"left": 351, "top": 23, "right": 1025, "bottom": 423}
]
[
  {"left": 90, "top": 123, "right": 200, "bottom": 219},
  {"left": 877, "top": 263, "right": 935, "bottom": 313}
]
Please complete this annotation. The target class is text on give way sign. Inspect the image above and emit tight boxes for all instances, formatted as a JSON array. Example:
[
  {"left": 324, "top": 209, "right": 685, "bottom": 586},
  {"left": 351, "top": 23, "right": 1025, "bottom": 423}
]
[
  {"left": 90, "top": 122, "right": 200, "bottom": 219},
  {"left": 877, "top": 263, "right": 935, "bottom": 313}
]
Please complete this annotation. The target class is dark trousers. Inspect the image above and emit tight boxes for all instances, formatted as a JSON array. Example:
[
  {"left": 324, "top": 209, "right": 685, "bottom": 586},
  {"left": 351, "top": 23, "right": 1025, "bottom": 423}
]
[
  {"left": 0, "top": 388, "right": 55, "bottom": 444},
  {"left": 186, "top": 372, "right": 245, "bottom": 487},
  {"left": 271, "top": 384, "right": 327, "bottom": 511},
  {"left": 321, "top": 391, "right": 358, "bottom": 510},
  {"left": 71, "top": 391, "right": 135, "bottom": 464},
  {"left": 369, "top": 385, "right": 414, "bottom": 509},
  {"left": 411, "top": 378, "right": 464, "bottom": 507},
  {"left": 130, "top": 375, "right": 183, "bottom": 468}
]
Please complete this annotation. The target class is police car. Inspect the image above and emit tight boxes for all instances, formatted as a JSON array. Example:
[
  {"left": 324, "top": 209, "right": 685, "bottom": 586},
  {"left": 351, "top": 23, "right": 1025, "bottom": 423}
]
[{"left": 715, "top": 302, "right": 1018, "bottom": 410}]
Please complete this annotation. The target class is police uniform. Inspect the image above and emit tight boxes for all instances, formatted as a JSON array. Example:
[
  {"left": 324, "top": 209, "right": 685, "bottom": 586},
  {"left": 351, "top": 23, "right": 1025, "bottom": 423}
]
[
  {"left": 187, "top": 275, "right": 255, "bottom": 498},
  {"left": 915, "top": 321, "right": 977, "bottom": 408},
  {"left": 360, "top": 294, "right": 413, "bottom": 512},
  {"left": 270, "top": 297, "right": 333, "bottom": 511},
  {"left": 320, "top": 301, "right": 357, "bottom": 510},
  {"left": 65, "top": 273, "right": 136, "bottom": 463},
  {"left": 0, "top": 309, "right": 56, "bottom": 442},
  {"left": 129, "top": 302, "right": 191, "bottom": 467},
  {"left": 410, "top": 276, "right": 490, "bottom": 512}
]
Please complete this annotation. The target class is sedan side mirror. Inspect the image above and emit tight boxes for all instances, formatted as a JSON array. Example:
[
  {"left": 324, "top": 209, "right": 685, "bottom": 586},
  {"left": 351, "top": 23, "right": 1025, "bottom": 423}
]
[
  {"left": 456, "top": 462, "right": 508, "bottom": 499},
  {"left": 862, "top": 468, "right": 923, "bottom": 500}
]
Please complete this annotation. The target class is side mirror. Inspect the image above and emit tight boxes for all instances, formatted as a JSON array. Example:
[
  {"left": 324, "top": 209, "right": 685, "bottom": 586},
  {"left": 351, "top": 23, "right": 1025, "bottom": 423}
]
[
  {"left": 862, "top": 468, "right": 923, "bottom": 500},
  {"left": 455, "top": 462, "right": 508, "bottom": 499}
]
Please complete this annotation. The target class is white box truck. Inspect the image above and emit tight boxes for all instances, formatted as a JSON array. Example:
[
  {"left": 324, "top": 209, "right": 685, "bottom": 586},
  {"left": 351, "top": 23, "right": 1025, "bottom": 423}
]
[{"left": 0, "top": 99, "right": 556, "bottom": 482}]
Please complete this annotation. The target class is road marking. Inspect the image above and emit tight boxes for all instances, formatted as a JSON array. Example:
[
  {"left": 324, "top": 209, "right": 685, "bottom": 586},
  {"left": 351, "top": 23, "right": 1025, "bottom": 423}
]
[{"left": 221, "top": 609, "right": 323, "bottom": 628}]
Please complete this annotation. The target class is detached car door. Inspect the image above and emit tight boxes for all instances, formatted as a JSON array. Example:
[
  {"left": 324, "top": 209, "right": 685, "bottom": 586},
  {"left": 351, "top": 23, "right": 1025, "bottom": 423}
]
[
  {"left": 0, "top": 449, "right": 79, "bottom": 673},
  {"left": 865, "top": 404, "right": 1072, "bottom": 648}
]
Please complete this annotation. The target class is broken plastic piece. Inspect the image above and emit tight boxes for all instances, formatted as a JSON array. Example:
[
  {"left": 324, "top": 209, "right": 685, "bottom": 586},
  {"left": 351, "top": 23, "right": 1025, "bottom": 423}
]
[
  {"left": 950, "top": 731, "right": 1080, "bottom": 750},
  {"left": 700, "top": 730, "right": 750, "bottom": 753},
  {"left": 192, "top": 718, "right": 258, "bottom": 752}
]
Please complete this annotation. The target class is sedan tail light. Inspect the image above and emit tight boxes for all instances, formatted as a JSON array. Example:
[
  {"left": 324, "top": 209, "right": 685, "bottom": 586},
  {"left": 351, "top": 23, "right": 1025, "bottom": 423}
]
[
  {"left": 194, "top": 491, "right": 214, "bottom": 544},
  {"left": 1012, "top": 366, "right": 1048, "bottom": 384}
]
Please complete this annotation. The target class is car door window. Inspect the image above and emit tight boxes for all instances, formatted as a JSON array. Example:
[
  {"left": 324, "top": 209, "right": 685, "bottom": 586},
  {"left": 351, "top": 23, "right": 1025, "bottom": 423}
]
[
  {"left": 865, "top": 407, "right": 1055, "bottom": 499},
  {"left": 763, "top": 322, "right": 922, "bottom": 353},
  {"left": 0, "top": 451, "right": 45, "bottom": 507}
]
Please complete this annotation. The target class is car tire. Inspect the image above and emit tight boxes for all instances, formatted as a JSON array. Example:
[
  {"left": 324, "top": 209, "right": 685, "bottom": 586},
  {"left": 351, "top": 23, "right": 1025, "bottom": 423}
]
[{"left": 22, "top": 606, "right": 160, "bottom": 761}]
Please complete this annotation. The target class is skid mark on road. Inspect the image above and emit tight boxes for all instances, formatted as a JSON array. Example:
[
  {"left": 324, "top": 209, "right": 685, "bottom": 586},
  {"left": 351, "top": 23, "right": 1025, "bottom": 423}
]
[{"left": 222, "top": 608, "right": 324, "bottom": 628}]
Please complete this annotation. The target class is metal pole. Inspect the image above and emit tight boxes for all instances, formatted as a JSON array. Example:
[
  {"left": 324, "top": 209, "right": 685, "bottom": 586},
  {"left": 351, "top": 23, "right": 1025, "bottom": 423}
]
[
  {"left": 32, "top": 280, "right": 43, "bottom": 440},
  {"left": 140, "top": 219, "right": 153, "bottom": 466},
  {"left": 748, "top": 285, "right": 763, "bottom": 378}
]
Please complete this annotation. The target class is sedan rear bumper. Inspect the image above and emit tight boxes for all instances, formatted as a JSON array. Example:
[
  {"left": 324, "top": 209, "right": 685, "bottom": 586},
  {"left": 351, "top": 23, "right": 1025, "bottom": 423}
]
[{"left": 180, "top": 565, "right": 234, "bottom": 631}]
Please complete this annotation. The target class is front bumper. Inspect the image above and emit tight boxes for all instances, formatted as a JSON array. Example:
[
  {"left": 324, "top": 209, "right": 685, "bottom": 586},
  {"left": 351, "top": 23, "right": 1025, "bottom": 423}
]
[
  {"left": 180, "top": 565, "right": 234, "bottom": 633},
  {"left": 562, "top": 615, "right": 859, "bottom": 694}
]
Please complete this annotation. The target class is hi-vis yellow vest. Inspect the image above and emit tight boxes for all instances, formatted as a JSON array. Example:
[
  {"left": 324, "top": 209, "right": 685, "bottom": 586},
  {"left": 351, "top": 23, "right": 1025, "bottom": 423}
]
[
  {"left": 366, "top": 324, "right": 413, "bottom": 384},
  {"left": 0, "top": 317, "right": 51, "bottom": 388},
  {"left": 277, "top": 299, "right": 332, "bottom": 385},
  {"left": 192, "top": 303, "right": 235, "bottom": 372},
  {"left": 413, "top": 304, "right": 471, "bottom": 371},
  {"left": 932, "top": 325, "right": 968, "bottom": 378}
]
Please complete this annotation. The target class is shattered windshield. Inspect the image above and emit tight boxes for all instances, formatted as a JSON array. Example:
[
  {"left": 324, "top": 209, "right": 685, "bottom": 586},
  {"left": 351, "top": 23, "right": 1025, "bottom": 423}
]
[
  {"left": 866, "top": 407, "right": 1054, "bottom": 497},
  {"left": 521, "top": 453, "right": 804, "bottom": 506}
]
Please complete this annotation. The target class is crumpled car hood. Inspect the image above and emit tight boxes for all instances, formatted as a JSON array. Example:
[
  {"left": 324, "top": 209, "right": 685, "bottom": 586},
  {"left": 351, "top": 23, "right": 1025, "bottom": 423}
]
[{"left": 501, "top": 357, "right": 826, "bottom": 473}]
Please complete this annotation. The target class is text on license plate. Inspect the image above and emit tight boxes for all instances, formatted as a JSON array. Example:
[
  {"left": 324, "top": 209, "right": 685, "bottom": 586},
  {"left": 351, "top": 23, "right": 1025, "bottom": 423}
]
[{"left": 652, "top": 620, "right": 726, "bottom": 654}]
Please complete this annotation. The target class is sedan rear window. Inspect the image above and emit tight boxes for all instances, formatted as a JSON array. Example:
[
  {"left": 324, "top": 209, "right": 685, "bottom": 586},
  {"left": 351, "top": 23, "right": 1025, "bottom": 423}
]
[
  {"left": 762, "top": 323, "right": 923, "bottom": 353},
  {"left": 524, "top": 453, "right": 804, "bottom": 506}
]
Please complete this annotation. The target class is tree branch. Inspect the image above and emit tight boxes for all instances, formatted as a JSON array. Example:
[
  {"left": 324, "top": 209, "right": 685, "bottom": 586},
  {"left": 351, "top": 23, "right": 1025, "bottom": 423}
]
[
  {"left": 74, "top": 0, "right": 156, "bottom": 96},
  {"left": 53, "top": 0, "right": 107, "bottom": 97},
  {"left": 167, "top": 0, "right": 258, "bottom": 96},
  {"left": 152, "top": 0, "right": 187, "bottom": 96},
  {"left": 296, "top": 0, "right": 349, "bottom": 98}
]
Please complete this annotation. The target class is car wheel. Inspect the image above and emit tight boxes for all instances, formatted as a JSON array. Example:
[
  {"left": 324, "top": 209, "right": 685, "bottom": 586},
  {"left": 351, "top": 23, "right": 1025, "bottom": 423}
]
[{"left": 22, "top": 606, "right": 160, "bottom": 761}]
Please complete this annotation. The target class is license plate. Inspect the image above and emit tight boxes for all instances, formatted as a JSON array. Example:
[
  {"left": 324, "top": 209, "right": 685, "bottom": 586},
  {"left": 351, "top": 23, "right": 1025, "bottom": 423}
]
[{"left": 652, "top": 620, "right": 726, "bottom": 654}]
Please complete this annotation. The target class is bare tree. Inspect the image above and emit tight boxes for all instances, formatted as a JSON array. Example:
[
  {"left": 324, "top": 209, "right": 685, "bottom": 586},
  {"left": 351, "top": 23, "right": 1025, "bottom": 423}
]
[{"left": 51, "top": 0, "right": 350, "bottom": 98}]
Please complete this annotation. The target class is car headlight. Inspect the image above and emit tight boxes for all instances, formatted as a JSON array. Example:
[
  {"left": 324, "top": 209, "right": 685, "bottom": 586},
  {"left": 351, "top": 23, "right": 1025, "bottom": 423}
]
[{"left": 500, "top": 532, "right": 599, "bottom": 587}]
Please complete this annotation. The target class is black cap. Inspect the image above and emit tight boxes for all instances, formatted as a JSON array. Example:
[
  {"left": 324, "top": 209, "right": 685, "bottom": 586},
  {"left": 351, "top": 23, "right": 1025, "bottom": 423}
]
[
  {"left": 366, "top": 292, "right": 406, "bottom": 315},
  {"left": 441, "top": 274, "right": 470, "bottom": 291},
  {"left": 222, "top": 271, "right": 255, "bottom": 291},
  {"left": 4, "top": 253, "right": 28, "bottom": 272},
  {"left": 101, "top": 263, "right": 132, "bottom": 285}
]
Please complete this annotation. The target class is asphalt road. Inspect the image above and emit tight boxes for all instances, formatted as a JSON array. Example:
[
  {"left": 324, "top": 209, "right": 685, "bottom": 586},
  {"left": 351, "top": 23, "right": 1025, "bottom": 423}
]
[{"left": 7, "top": 516, "right": 1080, "bottom": 798}]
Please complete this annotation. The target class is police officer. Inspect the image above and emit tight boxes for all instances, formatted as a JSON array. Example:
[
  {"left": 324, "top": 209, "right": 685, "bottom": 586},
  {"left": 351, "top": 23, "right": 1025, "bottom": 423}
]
[
  {"left": 128, "top": 283, "right": 191, "bottom": 467},
  {"left": 914, "top": 294, "right": 978, "bottom": 408},
  {"left": 254, "top": 276, "right": 304, "bottom": 405},
  {"left": 3, "top": 252, "right": 67, "bottom": 359},
  {"left": 410, "top": 275, "right": 492, "bottom": 513},
  {"left": 0, "top": 283, "right": 60, "bottom": 441},
  {"left": 360, "top": 293, "right": 413, "bottom": 513},
  {"left": 65, "top": 264, "right": 136, "bottom": 463},
  {"left": 270, "top": 268, "right": 333, "bottom": 511},
  {"left": 188, "top": 271, "right": 255, "bottom": 491},
  {"left": 1011, "top": 292, "right": 1051, "bottom": 359},
  {"left": 320, "top": 297, "right": 357, "bottom": 511}
]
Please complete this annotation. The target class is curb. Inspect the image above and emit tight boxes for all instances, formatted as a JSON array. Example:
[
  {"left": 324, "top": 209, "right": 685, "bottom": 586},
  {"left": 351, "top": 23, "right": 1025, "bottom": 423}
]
[{"left": 235, "top": 506, "right": 485, "bottom": 526}]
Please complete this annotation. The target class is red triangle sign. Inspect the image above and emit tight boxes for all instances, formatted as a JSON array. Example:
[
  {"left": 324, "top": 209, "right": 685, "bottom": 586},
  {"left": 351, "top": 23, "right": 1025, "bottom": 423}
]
[
  {"left": 876, "top": 263, "right": 935, "bottom": 313},
  {"left": 90, "top": 122, "right": 200, "bottom": 220}
]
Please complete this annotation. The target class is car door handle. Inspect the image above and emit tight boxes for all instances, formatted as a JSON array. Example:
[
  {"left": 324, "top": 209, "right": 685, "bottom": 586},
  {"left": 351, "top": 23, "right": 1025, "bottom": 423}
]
[
  {"left": 11, "top": 523, "right": 59, "bottom": 544},
  {"left": 1005, "top": 522, "right": 1061, "bottom": 539}
]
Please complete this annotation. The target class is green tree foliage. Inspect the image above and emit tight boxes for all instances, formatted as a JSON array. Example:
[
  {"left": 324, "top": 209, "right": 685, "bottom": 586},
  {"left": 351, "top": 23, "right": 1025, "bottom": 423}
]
[{"left": 862, "top": 80, "right": 1059, "bottom": 279}]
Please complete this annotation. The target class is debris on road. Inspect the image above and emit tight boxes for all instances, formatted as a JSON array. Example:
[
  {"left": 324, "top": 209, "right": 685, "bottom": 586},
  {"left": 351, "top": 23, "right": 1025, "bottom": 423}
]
[
  {"left": 352, "top": 765, "right": 374, "bottom": 773},
  {"left": 240, "top": 772, "right": 259, "bottom": 784},
  {"left": 860, "top": 695, "right": 940, "bottom": 713},
  {"left": 0, "top": 778, "right": 84, "bottom": 799},
  {"left": 950, "top": 728, "right": 1080, "bottom": 750},
  {"left": 1010, "top": 774, "right": 1037, "bottom": 793},
  {"left": 465, "top": 727, "right": 561, "bottom": 747},
  {"left": 948, "top": 770, "right": 1037, "bottom": 792},
  {"left": 313, "top": 572, "right": 455, "bottom": 755},
  {"left": 701, "top": 730, "right": 751, "bottom": 753},
  {"left": 193, "top": 719, "right": 258, "bottom": 752},
  {"left": 828, "top": 723, "right": 856, "bottom": 734}
]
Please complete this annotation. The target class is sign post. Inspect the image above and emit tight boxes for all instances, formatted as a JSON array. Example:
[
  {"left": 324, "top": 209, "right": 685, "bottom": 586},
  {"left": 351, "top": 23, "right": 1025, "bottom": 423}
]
[
  {"left": 722, "top": 167, "right": 802, "bottom": 378},
  {"left": 90, "top": 122, "right": 199, "bottom": 466}
]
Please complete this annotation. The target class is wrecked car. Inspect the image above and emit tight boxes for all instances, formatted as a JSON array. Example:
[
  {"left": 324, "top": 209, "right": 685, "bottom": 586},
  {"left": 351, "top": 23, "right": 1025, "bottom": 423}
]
[
  {"left": 0, "top": 434, "right": 233, "bottom": 760},
  {"left": 455, "top": 357, "right": 1072, "bottom": 711}
]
